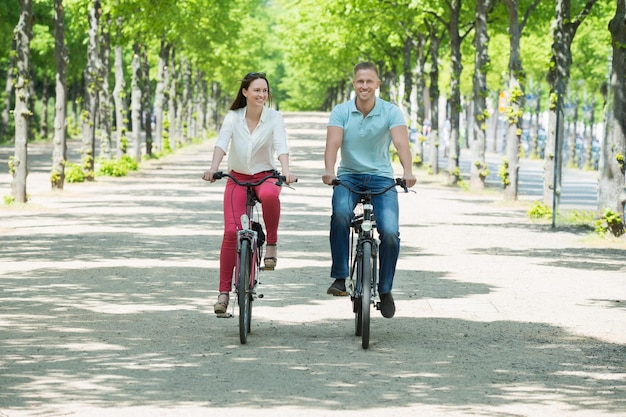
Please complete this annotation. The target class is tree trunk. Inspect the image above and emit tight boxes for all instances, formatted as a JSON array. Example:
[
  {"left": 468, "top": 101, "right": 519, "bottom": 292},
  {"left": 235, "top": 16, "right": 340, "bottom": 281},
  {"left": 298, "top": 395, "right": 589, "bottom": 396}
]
[
  {"left": 447, "top": 0, "right": 463, "bottom": 184},
  {"left": 402, "top": 36, "right": 413, "bottom": 121},
  {"left": 503, "top": 0, "right": 526, "bottom": 201},
  {"left": 168, "top": 47, "right": 177, "bottom": 149},
  {"left": 427, "top": 22, "right": 441, "bottom": 175},
  {"left": 70, "top": 81, "right": 79, "bottom": 129},
  {"left": 98, "top": 13, "right": 112, "bottom": 160},
  {"left": 567, "top": 92, "right": 579, "bottom": 167},
  {"left": 113, "top": 41, "right": 127, "bottom": 157},
  {"left": 180, "top": 57, "right": 191, "bottom": 143},
  {"left": 489, "top": 92, "right": 500, "bottom": 152},
  {"left": 27, "top": 64, "right": 37, "bottom": 142},
  {"left": 464, "top": 97, "right": 472, "bottom": 149},
  {"left": 141, "top": 46, "right": 152, "bottom": 156},
  {"left": 154, "top": 39, "right": 168, "bottom": 152},
  {"left": 11, "top": 0, "right": 33, "bottom": 203},
  {"left": 470, "top": 0, "right": 491, "bottom": 190},
  {"left": 195, "top": 70, "right": 207, "bottom": 140},
  {"left": 1, "top": 39, "right": 15, "bottom": 140},
  {"left": 529, "top": 85, "right": 542, "bottom": 158},
  {"left": 543, "top": 0, "right": 597, "bottom": 205},
  {"left": 176, "top": 57, "right": 185, "bottom": 144},
  {"left": 413, "top": 34, "right": 427, "bottom": 166},
  {"left": 208, "top": 81, "right": 220, "bottom": 132},
  {"left": 39, "top": 77, "right": 49, "bottom": 140},
  {"left": 51, "top": 0, "right": 67, "bottom": 191},
  {"left": 189, "top": 69, "right": 199, "bottom": 139},
  {"left": 583, "top": 95, "right": 595, "bottom": 170},
  {"left": 598, "top": 0, "right": 626, "bottom": 233},
  {"left": 81, "top": 0, "right": 101, "bottom": 181},
  {"left": 131, "top": 43, "right": 142, "bottom": 162}
]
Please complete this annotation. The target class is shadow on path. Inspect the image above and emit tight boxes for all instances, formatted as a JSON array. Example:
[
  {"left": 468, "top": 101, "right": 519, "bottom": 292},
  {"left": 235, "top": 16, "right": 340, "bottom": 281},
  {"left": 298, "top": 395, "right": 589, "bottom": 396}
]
[{"left": 1, "top": 112, "right": 624, "bottom": 416}]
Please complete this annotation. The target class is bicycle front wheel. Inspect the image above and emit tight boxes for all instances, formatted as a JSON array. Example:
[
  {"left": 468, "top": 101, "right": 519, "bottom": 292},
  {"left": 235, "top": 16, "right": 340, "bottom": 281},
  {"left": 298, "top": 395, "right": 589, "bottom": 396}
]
[
  {"left": 354, "top": 248, "right": 363, "bottom": 337},
  {"left": 360, "top": 241, "right": 372, "bottom": 349},
  {"left": 354, "top": 288, "right": 362, "bottom": 337},
  {"left": 238, "top": 239, "right": 252, "bottom": 344}
]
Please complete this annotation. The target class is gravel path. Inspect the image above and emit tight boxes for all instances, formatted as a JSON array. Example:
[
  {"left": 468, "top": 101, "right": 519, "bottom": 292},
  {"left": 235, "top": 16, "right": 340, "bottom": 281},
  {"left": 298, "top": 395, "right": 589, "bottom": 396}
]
[{"left": 1, "top": 112, "right": 625, "bottom": 417}]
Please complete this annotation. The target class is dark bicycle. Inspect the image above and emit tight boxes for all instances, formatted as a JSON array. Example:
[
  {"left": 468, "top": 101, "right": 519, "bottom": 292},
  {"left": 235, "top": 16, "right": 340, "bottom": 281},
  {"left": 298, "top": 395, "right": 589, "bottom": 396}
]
[
  {"left": 332, "top": 178, "right": 408, "bottom": 349},
  {"left": 213, "top": 170, "right": 290, "bottom": 344}
]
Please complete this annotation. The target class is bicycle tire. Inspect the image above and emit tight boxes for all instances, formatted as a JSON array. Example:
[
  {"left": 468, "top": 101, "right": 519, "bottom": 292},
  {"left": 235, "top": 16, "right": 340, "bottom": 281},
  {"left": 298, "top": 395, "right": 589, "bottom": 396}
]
[
  {"left": 248, "top": 244, "right": 259, "bottom": 334},
  {"left": 238, "top": 239, "right": 252, "bottom": 344},
  {"left": 354, "top": 292, "right": 362, "bottom": 337},
  {"left": 354, "top": 246, "right": 363, "bottom": 336},
  {"left": 361, "top": 241, "right": 372, "bottom": 349}
]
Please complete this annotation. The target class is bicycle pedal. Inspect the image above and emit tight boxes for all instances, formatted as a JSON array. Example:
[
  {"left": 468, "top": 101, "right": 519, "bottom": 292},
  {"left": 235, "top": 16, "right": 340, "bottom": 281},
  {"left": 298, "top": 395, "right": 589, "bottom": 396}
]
[
  {"left": 375, "top": 302, "right": 381, "bottom": 310},
  {"left": 215, "top": 312, "right": 233, "bottom": 318},
  {"left": 262, "top": 266, "right": 275, "bottom": 271}
]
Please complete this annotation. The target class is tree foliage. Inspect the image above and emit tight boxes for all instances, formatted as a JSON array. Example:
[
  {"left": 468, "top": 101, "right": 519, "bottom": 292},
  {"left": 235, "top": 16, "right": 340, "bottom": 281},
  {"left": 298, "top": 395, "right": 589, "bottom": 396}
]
[{"left": 1, "top": 0, "right": 623, "bottom": 230}]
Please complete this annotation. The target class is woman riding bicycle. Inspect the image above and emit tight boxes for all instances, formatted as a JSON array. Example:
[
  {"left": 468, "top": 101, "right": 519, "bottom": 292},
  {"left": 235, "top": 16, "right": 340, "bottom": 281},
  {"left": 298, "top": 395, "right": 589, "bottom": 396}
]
[{"left": 202, "top": 72, "right": 297, "bottom": 315}]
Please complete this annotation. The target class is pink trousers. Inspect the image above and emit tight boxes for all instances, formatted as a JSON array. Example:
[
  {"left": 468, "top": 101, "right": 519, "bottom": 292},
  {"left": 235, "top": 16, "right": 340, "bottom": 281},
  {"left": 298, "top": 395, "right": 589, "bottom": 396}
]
[{"left": 218, "top": 171, "right": 282, "bottom": 292}]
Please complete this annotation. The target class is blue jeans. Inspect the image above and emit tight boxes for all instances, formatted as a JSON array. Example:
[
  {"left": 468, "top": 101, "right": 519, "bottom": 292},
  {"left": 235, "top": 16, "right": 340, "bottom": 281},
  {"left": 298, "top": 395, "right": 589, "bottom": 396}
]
[{"left": 330, "top": 174, "right": 400, "bottom": 294}]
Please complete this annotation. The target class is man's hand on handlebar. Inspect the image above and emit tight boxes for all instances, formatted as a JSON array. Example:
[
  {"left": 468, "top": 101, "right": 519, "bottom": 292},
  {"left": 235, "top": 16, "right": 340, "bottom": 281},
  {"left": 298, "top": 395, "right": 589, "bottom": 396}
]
[
  {"left": 322, "top": 171, "right": 336, "bottom": 186},
  {"left": 402, "top": 173, "right": 417, "bottom": 189}
]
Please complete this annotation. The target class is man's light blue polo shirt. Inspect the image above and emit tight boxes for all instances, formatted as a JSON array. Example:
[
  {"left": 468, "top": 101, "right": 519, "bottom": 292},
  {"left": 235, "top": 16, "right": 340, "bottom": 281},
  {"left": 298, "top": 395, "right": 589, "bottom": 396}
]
[{"left": 329, "top": 97, "right": 406, "bottom": 178}]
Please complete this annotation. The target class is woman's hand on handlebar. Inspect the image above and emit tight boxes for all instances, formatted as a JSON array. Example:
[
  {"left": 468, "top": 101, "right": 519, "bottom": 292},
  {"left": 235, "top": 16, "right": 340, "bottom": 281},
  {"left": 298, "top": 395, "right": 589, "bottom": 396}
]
[
  {"left": 202, "top": 170, "right": 218, "bottom": 183},
  {"left": 281, "top": 171, "right": 298, "bottom": 185}
]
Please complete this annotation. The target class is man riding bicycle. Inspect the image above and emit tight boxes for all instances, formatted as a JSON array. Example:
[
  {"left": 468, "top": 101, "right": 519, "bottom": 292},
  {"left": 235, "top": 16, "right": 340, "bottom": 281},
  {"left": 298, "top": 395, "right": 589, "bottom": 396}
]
[{"left": 321, "top": 61, "right": 417, "bottom": 318}]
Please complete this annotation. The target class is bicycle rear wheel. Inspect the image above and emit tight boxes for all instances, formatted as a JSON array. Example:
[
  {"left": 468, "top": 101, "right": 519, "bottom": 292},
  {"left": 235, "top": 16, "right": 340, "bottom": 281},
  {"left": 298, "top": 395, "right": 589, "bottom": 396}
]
[
  {"left": 238, "top": 239, "right": 252, "bottom": 344},
  {"left": 360, "top": 241, "right": 372, "bottom": 349}
]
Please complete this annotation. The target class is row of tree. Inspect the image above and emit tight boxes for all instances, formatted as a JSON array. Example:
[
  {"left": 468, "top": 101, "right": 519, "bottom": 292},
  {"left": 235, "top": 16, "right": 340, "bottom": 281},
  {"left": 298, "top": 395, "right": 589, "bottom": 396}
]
[
  {"left": 276, "top": 0, "right": 625, "bottom": 233},
  {"left": 3, "top": 0, "right": 276, "bottom": 202},
  {"left": 2, "top": 0, "right": 625, "bottom": 233}
]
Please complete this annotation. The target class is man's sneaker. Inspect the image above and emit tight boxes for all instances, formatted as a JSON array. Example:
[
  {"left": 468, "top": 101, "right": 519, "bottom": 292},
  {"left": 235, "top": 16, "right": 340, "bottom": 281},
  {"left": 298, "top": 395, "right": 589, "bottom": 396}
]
[
  {"left": 379, "top": 292, "right": 395, "bottom": 318},
  {"left": 327, "top": 279, "right": 347, "bottom": 296}
]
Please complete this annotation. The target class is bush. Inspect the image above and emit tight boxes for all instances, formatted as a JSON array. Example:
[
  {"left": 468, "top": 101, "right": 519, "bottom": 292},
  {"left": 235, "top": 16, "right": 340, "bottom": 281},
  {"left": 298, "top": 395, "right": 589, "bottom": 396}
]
[
  {"left": 65, "top": 163, "right": 85, "bottom": 183},
  {"left": 595, "top": 209, "right": 625, "bottom": 237},
  {"left": 528, "top": 200, "right": 552, "bottom": 219},
  {"left": 97, "top": 155, "right": 139, "bottom": 177},
  {"left": 120, "top": 154, "right": 139, "bottom": 172}
]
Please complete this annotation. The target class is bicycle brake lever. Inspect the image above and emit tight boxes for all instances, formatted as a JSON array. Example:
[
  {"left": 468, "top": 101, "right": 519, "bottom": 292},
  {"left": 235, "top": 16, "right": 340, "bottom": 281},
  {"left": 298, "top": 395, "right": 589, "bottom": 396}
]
[
  {"left": 278, "top": 178, "right": 297, "bottom": 190},
  {"left": 213, "top": 171, "right": 224, "bottom": 180},
  {"left": 396, "top": 178, "right": 408, "bottom": 193},
  {"left": 276, "top": 176, "right": 298, "bottom": 188}
]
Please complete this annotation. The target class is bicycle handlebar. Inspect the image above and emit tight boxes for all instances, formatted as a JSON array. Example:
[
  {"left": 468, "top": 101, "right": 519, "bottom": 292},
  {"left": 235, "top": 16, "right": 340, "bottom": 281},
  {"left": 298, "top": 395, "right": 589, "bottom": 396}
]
[
  {"left": 213, "top": 170, "right": 295, "bottom": 187},
  {"left": 331, "top": 177, "right": 408, "bottom": 194}
]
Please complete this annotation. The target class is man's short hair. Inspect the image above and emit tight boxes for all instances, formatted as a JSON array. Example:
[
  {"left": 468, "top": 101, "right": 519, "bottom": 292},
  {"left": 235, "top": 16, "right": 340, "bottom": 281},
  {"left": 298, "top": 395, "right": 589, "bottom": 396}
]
[{"left": 353, "top": 62, "right": 378, "bottom": 76}]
